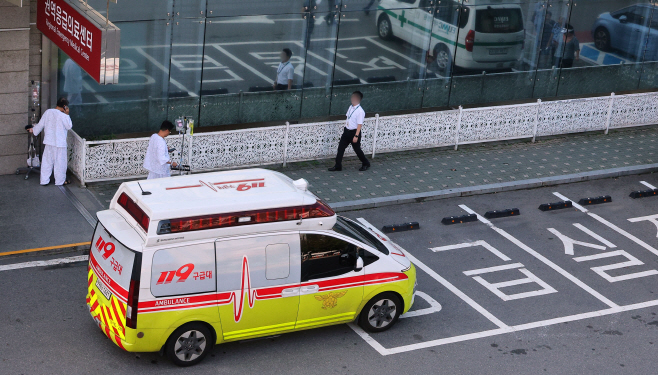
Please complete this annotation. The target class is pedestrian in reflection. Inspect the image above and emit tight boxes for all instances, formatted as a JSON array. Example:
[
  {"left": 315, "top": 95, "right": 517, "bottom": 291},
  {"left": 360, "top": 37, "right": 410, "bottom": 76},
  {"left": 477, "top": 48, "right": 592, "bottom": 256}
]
[
  {"left": 363, "top": 0, "right": 378, "bottom": 16},
  {"left": 329, "top": 91, "right": 371, "bottom": 172},
  {"left": 539, "top": 11, "right": 555, "bottom": 68},
  {"left": 549, "top": 16, "right": 565, "bottom": 66},
  {"left": 554, "top": 24, "right": 579, "bottom": 68},
  {"left": 273, "top": 48, "right": 294, "bottom": 90}
]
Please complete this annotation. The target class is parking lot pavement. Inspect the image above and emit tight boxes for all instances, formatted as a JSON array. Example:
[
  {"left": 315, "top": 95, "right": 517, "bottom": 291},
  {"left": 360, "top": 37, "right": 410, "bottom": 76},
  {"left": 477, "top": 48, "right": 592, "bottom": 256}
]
[
  {"left": 2, "top": 174, "right": 658, "bottom": 373},
  {"left": 341, "top": 174, "right": 658, "bottom": 357}
]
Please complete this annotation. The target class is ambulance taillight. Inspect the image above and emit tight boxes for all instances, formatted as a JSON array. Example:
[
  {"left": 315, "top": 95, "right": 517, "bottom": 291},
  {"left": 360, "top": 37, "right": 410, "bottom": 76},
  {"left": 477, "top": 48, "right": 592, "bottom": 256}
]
[
  {"left": 118, "top": 193, "right": 150, "bottom": 232},
  {"left": 465, "top": 30, "right": 475, "bottom": 52},
  {"left": 125, "top": 278, "right": 140, "bottom": 329}
]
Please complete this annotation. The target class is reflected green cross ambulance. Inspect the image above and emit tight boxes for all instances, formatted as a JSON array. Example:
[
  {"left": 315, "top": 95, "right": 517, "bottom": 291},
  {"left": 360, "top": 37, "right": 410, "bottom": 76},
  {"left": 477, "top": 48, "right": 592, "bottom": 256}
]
[{"left": 376, "top": 0, "right": 525, "bottom": 75}]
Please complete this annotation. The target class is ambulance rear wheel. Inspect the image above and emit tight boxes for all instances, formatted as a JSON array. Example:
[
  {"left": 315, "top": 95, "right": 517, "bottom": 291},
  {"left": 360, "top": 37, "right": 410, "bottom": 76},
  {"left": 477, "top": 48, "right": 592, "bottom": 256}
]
[
  {"left": 358, "top": 293, "right": 402, "bottom": 333},
  {"left": 165, "top": 323, "right": 213, "bottom": 367}
]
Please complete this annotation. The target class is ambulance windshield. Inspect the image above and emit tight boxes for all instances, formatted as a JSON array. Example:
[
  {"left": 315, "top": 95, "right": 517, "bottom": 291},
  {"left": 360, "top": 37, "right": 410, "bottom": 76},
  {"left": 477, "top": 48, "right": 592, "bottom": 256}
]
[{"left": 333, "top": 217, "right": 389, "bottom": 255}]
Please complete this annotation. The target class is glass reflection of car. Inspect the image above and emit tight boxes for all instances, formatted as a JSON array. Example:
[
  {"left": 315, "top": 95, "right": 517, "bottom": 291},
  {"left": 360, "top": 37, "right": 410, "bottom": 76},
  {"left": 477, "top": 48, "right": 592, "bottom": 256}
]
[
  {"left": 376, "top": 0, "right": 525, "bottom": 75},
  {"left": 592, "top": 4, "right": 657, "bottom": 59}
]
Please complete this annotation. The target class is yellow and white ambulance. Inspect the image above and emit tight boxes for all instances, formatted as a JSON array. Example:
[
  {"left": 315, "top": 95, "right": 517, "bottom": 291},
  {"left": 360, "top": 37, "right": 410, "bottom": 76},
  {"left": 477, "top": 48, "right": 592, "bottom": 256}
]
[
  {"left": 86, "top": 169, "right": 416, "bottom": 366},
  {"left": 376, "top": 0, "right": 525, "bottom": 75}
]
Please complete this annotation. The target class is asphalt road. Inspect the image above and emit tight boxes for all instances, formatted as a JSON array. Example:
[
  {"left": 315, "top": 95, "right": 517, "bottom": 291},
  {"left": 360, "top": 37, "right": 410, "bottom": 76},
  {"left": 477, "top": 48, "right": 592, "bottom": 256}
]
[{"left": 2, "top": 174, "right": 658, "bottom": 374}]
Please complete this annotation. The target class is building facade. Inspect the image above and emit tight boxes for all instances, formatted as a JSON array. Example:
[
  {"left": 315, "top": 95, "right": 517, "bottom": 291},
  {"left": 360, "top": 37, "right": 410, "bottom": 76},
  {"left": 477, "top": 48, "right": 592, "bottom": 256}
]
[{"left": 2, "top": 0, "right": 658, "bottom": 173}]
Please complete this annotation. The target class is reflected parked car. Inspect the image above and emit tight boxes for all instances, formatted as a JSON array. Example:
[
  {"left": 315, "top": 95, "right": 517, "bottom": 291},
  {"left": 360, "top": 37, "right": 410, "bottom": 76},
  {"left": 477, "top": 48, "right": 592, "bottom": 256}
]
[
  {"left": 376, "top": 0, "right": 525, "bottom": 76},
  {"left": 592, "top": 4, "right": 658, "bottom": 60}
]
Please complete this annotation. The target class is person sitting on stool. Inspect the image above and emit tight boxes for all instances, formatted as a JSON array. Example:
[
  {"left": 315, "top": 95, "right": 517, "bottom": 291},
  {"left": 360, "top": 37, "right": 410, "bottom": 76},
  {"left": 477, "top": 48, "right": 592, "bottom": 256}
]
[
  {"left": 329, "top": 91, "right": 371, "bottom": 172},
  {"left": 273, "top": 48, "right": 294, "bottom": 90},
  {"left": 143, "top": 121, "right": 178, "bottom": 179}
]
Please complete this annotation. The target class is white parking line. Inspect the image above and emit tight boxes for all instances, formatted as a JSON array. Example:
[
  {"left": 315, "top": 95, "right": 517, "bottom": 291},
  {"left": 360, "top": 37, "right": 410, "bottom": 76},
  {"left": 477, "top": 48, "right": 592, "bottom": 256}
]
[
  {"left": 356, "top": 217, "right": 508, "bottom": 329},
  {"left": 211, "top": 44, "right": 273, "bottom": 84},
  {"left": 640, "top": 181, "right": 657, "bottom": 189},
  {"left": 431, "top": 240, "right": 511, "bottom": 261},
  {"left": 134, "top": 47, "right": 197, "bottom": 96},
  {"left": 463, "top": 262, "right": 524, "bottom": 276},
  {"left": 0, "top": 255, "right": 88, "bottom": 272},
  {"left": 293, "top": 42, "right": 367, "bottom": 84},
  {"left": 365, "top": 37, "right": 426, "bottom": 68},
  {"left": 553, "top": 192, "right": 658, "bottom": 258},
  {"left": 399, "top": 291, "right": 442, "bottom": 319},
  {"left": 459, "top": 204, "right": 619, "bottom": 308}
]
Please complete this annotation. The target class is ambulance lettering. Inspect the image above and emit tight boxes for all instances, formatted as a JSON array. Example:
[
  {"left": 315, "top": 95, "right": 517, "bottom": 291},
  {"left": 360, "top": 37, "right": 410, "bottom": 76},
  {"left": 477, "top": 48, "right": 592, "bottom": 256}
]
[
  {"left": 95, "top": 236, "right": 115, "bottom": 260},
  {"left": 155, "top": 297, "right": 191, "bottom": 307},
  {"left": 156, "top": 263, "right": 194, "bottom": 285},
  {"left": 110, "top": 257, "right": 123, "bottom": 275},
  {"left": 236, "top": 181, "right": 265, "bottom": 191}
]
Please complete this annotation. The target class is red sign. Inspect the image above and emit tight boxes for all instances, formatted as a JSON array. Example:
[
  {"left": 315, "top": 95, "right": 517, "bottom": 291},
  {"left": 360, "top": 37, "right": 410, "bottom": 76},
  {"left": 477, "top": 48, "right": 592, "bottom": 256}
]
[{"left": 37, "top": 0, "right": 103, "bottom": 83}]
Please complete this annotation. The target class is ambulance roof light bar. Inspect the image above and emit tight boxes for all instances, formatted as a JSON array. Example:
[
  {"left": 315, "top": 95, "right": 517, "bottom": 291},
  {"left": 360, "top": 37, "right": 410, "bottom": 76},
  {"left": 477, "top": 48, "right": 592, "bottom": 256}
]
[{"left": 156, "top": 200, "right": 335, "bottom": 235}]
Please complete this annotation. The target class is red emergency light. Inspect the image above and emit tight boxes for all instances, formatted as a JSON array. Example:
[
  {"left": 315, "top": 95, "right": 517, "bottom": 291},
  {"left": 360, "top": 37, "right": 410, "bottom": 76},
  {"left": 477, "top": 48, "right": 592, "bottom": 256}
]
[
  {"left": 118, "top": 192, "right": 151, "bottom": 232},
  {"left": 157, "top": 200, "right": 335, "bottom": 235}
]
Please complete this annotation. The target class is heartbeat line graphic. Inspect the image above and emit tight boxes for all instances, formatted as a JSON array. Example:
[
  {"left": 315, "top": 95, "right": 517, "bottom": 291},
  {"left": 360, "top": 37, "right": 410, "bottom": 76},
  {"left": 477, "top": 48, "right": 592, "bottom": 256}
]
[{"left": 229, "top": 256, "right": 257, "bottom": 322}]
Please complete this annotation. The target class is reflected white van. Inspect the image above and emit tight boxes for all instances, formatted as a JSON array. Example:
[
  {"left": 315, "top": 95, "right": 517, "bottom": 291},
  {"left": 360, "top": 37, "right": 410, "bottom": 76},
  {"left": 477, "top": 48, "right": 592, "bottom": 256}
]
[{"left": 376, "top": 0, "right": 525, "bottom": 74}]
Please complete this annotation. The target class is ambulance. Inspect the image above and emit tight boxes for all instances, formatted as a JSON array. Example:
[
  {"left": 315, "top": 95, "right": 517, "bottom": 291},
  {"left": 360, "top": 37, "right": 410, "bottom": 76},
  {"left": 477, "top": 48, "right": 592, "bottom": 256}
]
[
  {"left": 86, "top": 169, "right": 416, "bottom": 366},
  {"left": 376, "top": 0, "right": 525, "bottom": 75}
]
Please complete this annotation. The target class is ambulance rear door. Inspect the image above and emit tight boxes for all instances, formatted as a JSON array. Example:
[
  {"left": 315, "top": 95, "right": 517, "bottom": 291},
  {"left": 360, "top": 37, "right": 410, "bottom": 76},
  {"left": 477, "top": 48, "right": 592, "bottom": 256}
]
[{"left": 215, "top": 233, "right": 301, "bottom": 341}]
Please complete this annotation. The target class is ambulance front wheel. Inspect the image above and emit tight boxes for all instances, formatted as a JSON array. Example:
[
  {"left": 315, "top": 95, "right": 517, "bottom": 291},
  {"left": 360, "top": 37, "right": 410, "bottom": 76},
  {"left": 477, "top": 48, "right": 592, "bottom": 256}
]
[
  {"left": 165, "top": 322, "right": 214, "bottom": 367},
  {"left": 358, "top": 292, "right": 402, "bottom": 333}
]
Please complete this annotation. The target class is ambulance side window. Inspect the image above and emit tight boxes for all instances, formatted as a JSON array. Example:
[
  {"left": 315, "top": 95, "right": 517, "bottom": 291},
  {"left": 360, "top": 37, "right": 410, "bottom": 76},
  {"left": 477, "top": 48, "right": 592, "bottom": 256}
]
[{"left": 300, "top": 234, "right": 358, "bottom": 282}]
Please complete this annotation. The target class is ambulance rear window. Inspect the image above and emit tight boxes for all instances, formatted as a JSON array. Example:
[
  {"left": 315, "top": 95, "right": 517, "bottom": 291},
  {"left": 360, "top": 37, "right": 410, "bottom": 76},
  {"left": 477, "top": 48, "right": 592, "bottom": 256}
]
[
  {"left": 333, "top": 217, "right": 389, "bottom": 255},
  {"left": 475, "top": 8, "right": 523, "bottom": 33}
]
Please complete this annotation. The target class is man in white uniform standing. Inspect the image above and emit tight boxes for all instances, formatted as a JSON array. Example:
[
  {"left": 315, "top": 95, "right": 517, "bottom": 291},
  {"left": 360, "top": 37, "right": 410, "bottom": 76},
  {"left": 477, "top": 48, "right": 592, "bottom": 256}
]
[
  {"left": 329, "top": 91, "right": 370, "bottom": 172},
  {"left": 273, "top": 48, "right": 294, "bottom": 90},
  {"left": 143, "top": 121, "right": 178, "bottom": 179},
  {"left": 30, "top": 97, "right": 72, "bottom": 186}
]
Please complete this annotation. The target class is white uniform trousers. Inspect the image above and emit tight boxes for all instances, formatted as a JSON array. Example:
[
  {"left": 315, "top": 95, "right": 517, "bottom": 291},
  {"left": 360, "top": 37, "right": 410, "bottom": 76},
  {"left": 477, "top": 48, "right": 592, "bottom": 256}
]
[
  {"left": 41, "top": 145, "right": 68, "bottom": 185},
  {"left": 147, "top": 171, "right": 169, "bottom": 179}
]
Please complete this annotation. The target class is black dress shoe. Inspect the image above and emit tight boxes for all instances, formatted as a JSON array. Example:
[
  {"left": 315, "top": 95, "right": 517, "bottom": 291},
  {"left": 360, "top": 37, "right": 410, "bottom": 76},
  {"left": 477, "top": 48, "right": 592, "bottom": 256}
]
[
  {"left": 328, "top": 166, "right": 342, "bottom": 171},
  {"left": 359, "top": 164, "right": 370, "bottom": 171}
]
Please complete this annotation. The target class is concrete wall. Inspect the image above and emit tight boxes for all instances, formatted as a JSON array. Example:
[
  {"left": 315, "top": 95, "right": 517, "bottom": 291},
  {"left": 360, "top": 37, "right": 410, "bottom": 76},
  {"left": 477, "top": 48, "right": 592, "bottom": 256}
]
[{"left": 0, "top": 0, "right": 31, "bottom": 174}]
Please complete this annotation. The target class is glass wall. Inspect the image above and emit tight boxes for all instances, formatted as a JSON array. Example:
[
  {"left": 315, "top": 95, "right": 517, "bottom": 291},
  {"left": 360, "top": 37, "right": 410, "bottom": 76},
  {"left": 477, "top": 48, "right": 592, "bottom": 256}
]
[{"left": 58, "top": 0, "right": 658, "bottom": 138}]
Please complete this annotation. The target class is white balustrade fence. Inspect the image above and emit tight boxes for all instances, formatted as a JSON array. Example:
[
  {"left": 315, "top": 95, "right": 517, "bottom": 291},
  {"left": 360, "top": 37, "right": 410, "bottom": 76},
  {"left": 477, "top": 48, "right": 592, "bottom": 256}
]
[{"left": 67, "top": 92, "right": 658, "bottom": 185}]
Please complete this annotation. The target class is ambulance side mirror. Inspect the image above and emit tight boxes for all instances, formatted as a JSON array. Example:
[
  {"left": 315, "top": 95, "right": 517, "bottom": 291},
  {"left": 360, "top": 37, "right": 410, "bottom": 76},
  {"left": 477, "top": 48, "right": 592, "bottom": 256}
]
[{"left": 354, "top": 256, "right": 364, "bottom": 272}]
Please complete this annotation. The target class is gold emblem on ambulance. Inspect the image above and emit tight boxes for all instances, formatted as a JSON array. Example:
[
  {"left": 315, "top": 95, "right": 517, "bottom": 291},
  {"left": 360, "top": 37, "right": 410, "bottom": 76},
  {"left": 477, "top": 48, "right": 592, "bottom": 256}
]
[{"left": 314, "top": 290, "right": 347, "bottom": 309}]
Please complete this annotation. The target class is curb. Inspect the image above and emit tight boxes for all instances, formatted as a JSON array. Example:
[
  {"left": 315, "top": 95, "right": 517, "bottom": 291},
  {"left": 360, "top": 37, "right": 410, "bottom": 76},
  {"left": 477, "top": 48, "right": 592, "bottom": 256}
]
[
  {"left": 0, "top": 243, "right": 90, "bottom": 260},
  {"left": 329, "top": 163, "right": 658, "bottom": 211}
]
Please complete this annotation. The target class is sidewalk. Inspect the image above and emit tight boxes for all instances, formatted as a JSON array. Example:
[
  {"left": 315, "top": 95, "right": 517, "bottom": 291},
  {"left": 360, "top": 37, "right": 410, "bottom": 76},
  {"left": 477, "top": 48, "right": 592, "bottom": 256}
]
[
  {"left": 3, "top": 125, "right": 657, "bottom": 257},
  {"left": 0, "top": 174, "right": 94, "bottom": 255},
  {"left": 86, "top": 126, "right": 658, "bottom": 210}
]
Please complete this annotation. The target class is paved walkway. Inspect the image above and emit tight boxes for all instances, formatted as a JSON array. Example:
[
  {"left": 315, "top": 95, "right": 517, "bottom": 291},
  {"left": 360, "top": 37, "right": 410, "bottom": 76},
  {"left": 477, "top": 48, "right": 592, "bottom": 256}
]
[
  {"left": 86, "top": 126, "right": 658, "bottom": 209},
  {"left": 5, "top": 125, "right": 657, "bottom": 256}
]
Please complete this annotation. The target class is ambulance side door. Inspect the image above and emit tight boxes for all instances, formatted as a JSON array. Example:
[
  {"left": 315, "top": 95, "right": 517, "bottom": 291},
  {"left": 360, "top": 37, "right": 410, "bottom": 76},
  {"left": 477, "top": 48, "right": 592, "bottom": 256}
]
[
  {"left": 295, "top": 232, "right": 365, "bottom": 329},
  {"left": 215, "top": 233, "right": 301, "bottom": 341}
]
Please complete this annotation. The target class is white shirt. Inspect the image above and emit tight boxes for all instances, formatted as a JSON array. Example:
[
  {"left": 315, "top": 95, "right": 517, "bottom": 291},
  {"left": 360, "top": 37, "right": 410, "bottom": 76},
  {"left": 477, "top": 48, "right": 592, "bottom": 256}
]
[
  {"left": 345, "top": 104, "right": 365, "bottom": 130},
  {"left": 33, "top": 108, "right": 72, "bottom": 148},
  {"left": 276, "top": 61, "right": 294, "bottom": 85},
  {"left": 143, "top": 134, "right": 171, "bottom": 176}
]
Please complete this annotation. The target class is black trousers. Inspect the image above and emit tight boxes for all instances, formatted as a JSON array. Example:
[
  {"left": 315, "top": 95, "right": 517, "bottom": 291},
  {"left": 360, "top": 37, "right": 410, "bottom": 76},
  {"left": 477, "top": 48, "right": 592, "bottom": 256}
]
[
  {"left": 334, "top": 128, "right": 370, "bottom": 168},
  {"left": 275, "top": 84, "right": 288, "bottom": 90}
]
